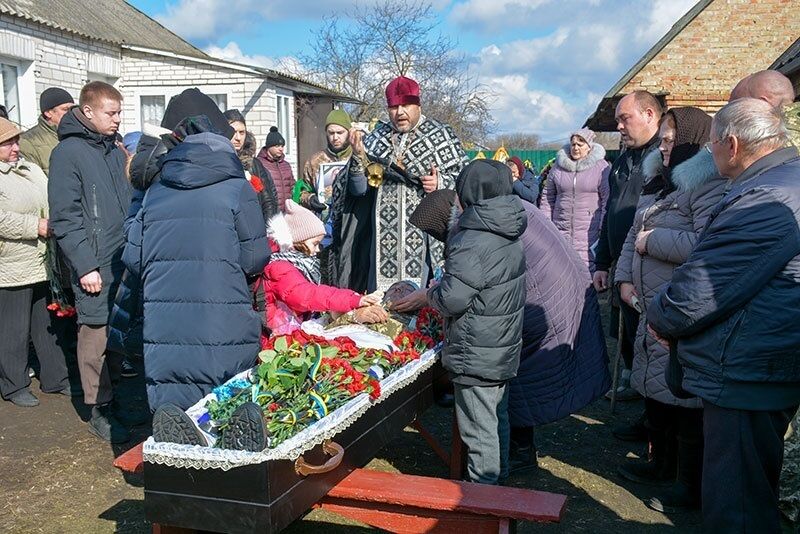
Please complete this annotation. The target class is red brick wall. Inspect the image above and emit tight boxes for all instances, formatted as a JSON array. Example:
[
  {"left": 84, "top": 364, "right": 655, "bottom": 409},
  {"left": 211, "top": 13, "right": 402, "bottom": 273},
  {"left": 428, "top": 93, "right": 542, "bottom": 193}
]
[{"left": 622, "top": 0, "right": 800, "bottom": 113}]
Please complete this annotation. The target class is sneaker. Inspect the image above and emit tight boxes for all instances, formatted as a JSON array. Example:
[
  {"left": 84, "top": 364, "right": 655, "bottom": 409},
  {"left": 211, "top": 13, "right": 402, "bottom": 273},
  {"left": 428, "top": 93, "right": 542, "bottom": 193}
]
[
  {"left": 9, "top": 389, "right": 39, "bottom": 407},
  {"left": 120, "top": 358, "right": 138, "bottom": 378},
  {"left": 221, "top": 402, "right": 269, "bottom": 452},
  {"left": 89, "top": 404, "right": 131, "bottom": 443},
  {"left": 153, "top": 404, "right": 207, "bottom": 446},
  {"left": 646, "top": 481, "right": 700, "bottom": 513}
]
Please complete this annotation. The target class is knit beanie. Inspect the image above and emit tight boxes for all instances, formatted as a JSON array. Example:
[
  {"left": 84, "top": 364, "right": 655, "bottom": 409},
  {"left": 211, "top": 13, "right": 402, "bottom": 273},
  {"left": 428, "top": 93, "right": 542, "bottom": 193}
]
[
  {"left": 265, "top": 126, "right": 285, "bottom": 148},
  {"left": 571, "top": 127, "right": 596, "bottom": 145},
  {"left": 0, "top": 117, "right": 20, "bottom": 144},
  {"left": 284, "top": 199, "right": 325, "bottom": 243},
  {"left": 507, "top": 156, "right": 525, "bottom": 178},
  {"left": 409, "top": 189, "right": 457, "bottom": 243},
  {"left": 161, "top": 88, "right": 234, "bottom": 139},
  {"left": 455, "top": 159, "right": 513, "bottom": 209},
  {"left": 224, "top": 108, "right": 246, "bottom": 125},
  {"left": 40, "top": 87, "right": 74, "bottom": 113},
  {"left": 326, "top": 109, "right": 352, "bottom": 130}
]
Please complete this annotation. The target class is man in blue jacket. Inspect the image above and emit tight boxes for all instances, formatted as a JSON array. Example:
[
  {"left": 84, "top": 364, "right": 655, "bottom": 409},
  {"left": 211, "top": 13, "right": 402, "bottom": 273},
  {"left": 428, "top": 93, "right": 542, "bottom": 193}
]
[{"left": 648, "top": 97, "right": 800, "bottom": 532}]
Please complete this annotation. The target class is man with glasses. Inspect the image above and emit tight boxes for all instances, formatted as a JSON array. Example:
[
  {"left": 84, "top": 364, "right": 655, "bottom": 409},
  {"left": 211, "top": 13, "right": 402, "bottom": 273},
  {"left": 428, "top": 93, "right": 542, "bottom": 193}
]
[{"left": 647, "top": 98, "right": 800, "bottom": 532}]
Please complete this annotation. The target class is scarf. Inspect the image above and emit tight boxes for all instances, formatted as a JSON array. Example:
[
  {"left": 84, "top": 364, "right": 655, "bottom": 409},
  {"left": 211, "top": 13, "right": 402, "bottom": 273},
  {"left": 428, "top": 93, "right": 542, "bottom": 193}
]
[
  {"left": 652, "top": 108, "right": 712, "bottom": 198},
  {"left": 271, "top": 249, "right": 321, "bottom": 284},
  {"left": 327, "top": 143, "right": 353, "bottom": 161}
]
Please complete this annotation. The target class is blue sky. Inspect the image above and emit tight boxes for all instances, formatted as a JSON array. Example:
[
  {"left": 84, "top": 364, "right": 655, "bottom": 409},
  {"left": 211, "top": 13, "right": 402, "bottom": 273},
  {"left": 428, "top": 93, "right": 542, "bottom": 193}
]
[{"left": 129, "top": 0, "right": 697, "bottom": 140}]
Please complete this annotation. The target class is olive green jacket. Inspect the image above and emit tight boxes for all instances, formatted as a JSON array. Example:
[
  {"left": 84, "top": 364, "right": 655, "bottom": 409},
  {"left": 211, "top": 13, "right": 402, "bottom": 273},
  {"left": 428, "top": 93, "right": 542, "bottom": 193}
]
[{"left": 20, "top": 116, "right": 59, "bottom": 175}]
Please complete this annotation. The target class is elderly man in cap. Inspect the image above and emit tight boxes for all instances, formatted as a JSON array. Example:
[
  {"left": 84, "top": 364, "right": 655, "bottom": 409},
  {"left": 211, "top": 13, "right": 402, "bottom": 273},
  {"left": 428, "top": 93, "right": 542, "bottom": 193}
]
[
  {"left": 21, "top": 87, "right": 75, "bottom": 175},
  {"left": 332, "top": 76, "right": 468, "bottom": 294}
]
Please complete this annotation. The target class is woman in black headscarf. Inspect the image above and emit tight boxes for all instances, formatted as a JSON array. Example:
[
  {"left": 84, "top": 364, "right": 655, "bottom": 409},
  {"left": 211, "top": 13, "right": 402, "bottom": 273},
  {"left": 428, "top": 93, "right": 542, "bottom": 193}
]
[{"left": 614, "top": 107, "right": 728, "bottom": 513}]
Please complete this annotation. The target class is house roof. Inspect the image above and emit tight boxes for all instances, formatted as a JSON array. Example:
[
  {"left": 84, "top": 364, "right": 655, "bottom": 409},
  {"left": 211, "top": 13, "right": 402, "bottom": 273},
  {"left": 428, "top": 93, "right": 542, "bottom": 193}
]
[
  {"left": 771, "top": 37, "right": 800, "bottom": 76},
  {"left": 0, "top": 0, "right": 209, "bottom": 59},
  {"left": 584, "top": 0, "right": 713, "bottom": 130},
  {"left": 0, "top": 0, "right": 358, "bottom": 101}
]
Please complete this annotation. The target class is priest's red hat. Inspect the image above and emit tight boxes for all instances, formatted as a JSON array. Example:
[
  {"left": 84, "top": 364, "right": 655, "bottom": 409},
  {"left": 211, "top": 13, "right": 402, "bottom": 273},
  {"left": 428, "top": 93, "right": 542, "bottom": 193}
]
[{"left": 385, "top": 76, "right": 420, "bottom": 107}]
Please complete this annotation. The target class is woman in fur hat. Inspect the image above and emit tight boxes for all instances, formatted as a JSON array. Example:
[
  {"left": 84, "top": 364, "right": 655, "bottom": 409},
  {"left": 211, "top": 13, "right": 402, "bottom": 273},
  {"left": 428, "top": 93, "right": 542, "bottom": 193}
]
[{"left": 539, "top": 128, "right": 610, "bottom": 273}]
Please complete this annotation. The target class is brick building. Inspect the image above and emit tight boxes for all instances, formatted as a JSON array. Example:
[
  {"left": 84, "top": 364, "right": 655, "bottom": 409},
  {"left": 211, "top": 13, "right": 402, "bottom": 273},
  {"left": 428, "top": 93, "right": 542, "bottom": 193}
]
[
  {"left": 585, "top": 0, "right": 800, "bottom": 131},
  {"left": 0, "top": 0, "right": 353, "bottom": 172}
]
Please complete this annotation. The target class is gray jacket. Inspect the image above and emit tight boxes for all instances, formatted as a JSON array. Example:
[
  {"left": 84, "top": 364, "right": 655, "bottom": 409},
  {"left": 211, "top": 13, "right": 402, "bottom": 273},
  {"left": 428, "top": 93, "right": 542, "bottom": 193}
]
[
  {"left": 616, "top": 149, "right": 727, "bottom": 407},
  {"left": 428, "top": 195, "right": 527, "bottom": 384}
]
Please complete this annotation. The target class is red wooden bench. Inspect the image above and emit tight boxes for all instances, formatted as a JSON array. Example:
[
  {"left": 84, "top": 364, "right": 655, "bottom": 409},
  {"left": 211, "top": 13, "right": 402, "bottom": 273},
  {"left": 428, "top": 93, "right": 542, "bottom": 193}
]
[{"left": 114, "top": 440, "right": 566, "bottom": 533}]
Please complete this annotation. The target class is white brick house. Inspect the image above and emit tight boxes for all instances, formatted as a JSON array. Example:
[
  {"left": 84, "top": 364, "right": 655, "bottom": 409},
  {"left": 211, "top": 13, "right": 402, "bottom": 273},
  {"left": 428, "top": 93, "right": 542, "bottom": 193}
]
[{"left": 0, "top": 0, "right": 351, "bottom": 173}]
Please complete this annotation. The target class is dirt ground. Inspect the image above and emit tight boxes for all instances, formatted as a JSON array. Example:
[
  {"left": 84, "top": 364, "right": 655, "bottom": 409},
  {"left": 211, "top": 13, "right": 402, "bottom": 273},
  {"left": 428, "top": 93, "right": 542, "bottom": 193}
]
[{"left": 0, "top": 300, "right": 706, "bottom": 533}]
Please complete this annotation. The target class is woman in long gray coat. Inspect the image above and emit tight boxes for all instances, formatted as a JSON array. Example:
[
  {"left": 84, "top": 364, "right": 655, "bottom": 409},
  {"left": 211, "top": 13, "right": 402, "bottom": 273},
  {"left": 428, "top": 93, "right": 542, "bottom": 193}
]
[
  {"left": 540, "top": 128, "right": 609, "bottom": 273},
  {"left": 614, "top": 107, "right": 728, "bottom": 513}
]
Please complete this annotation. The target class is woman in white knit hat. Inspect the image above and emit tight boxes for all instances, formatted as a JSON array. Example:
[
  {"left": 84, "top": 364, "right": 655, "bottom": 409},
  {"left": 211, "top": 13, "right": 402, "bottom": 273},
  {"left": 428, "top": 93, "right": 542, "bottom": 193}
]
[
  {"left": 260, "top": 199, "right": 387, "bottom": 337},
  {"left": 0, "top": 117, "right": 70, "bottom": 407}
]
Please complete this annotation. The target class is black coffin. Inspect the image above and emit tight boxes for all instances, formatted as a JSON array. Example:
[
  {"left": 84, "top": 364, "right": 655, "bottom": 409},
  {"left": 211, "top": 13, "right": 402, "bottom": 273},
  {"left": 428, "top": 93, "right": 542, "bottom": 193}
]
[{"left": 144, "top": 364, "right": 435, "bottom": 533}]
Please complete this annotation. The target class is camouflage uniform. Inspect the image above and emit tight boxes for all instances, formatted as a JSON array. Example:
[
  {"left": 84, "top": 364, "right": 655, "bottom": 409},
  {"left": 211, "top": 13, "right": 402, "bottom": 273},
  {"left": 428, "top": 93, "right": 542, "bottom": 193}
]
[{"left": 780, "top": 102, "right": 800, "bottom": 523}]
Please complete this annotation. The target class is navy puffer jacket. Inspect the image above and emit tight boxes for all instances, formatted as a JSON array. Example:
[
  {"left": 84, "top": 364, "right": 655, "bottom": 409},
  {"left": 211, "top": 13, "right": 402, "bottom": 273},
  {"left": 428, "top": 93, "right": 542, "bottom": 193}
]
[{"left": 124, "top": 133, "right": 269, "bottom": 410}]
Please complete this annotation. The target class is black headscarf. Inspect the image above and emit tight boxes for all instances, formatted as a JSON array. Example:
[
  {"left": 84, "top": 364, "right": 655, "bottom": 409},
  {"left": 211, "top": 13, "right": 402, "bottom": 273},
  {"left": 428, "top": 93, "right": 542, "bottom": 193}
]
[
  {"left": 409, "top": 189, "right": 457, "bottom": 243},
  {"left": 161, "top": 88, "right": 234, "bottom": 139},
  {"left": 649, "top": 107, "right": 712, "bottom": 197}
]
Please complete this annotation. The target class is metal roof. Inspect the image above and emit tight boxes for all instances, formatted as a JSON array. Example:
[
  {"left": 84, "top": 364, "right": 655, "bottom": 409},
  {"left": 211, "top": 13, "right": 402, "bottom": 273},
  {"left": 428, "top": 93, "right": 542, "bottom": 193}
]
[{"left": 771, "top": 37, "right": 800, "bottom": 75}]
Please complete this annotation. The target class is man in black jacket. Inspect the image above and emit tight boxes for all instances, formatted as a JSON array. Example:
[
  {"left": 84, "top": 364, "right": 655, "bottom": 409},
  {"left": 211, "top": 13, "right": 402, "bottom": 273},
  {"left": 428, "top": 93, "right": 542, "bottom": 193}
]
[
  {"left": 49, "top": 82, "right": 132, "bottom": 443},
  {"left": 648, "top": 98, "right": 800, "bottom": 532},
  {"left": 593, "top": 90, "right": 661, "bottom": 403}
]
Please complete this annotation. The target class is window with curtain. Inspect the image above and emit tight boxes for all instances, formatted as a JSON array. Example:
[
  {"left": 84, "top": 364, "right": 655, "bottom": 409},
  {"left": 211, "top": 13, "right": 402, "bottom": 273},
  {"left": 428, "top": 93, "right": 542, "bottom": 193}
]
[
  {"left": 140, "top": 95, "right": 165, "bottom": 128},
  {"left": 208, "top": 94, "right": 227, "bottom": 112},
  {"left": 276, "top": 95, "right": 291, "bottom": 154},
  {"left": 0, "top": 63, "right": 20, "bottom": 124}
]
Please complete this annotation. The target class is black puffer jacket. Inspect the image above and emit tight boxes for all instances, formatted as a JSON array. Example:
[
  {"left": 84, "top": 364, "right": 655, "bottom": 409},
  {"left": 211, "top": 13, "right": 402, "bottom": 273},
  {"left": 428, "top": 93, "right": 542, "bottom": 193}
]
[{"left": 428, "top": 160, "right": 527, "bottom": 384}]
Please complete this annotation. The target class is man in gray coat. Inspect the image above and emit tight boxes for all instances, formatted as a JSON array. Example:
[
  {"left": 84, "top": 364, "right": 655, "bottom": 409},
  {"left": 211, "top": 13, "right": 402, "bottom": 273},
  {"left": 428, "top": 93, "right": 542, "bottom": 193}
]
[{"left": 49, "top": 82, "right": 132, "bottom": 443}]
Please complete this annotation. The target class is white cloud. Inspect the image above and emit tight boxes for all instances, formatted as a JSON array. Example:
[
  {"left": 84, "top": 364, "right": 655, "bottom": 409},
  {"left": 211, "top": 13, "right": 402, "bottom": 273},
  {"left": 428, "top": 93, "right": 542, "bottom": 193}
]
[
  {"left": 635, "top": 0, "right": 699, "bottom": 43},
  {"left": 464, "top": 0, "right": 701, "bottom": 136}
]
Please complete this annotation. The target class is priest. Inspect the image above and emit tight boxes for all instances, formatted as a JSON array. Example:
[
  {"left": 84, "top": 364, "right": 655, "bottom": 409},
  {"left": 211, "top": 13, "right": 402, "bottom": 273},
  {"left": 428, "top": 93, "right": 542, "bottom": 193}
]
[{"left": 330, "top": 76, "right": 468, "bottom": 293}]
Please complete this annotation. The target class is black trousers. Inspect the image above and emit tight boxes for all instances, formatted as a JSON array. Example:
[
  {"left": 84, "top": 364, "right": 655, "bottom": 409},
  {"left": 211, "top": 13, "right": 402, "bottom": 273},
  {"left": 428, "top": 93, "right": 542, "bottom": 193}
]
[
  {"left": 702, "top": 401, "right": 796, "bottom": 533},
  {"left": 0, "top": 282, "right": 69, "bottom": 399}
]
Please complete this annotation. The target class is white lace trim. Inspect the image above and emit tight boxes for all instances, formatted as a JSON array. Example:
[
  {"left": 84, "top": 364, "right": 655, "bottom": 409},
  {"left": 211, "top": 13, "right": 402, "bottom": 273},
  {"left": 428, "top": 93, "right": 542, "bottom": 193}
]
[{"left": 142, "top": 346, "right": 440, "bottom": 471}]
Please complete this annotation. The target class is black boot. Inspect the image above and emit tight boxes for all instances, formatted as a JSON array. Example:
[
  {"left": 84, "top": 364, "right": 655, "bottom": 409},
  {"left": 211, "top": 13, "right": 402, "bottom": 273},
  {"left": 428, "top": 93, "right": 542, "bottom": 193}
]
[
  {"left": 612, "top": 410, "right": 648, "bottom": 442},
  {"left": 508, "top": 426, "right": 538, "bottom": 475},
  {"left": 618, "top": 428, "right": 677, "bottom": 486},
  {"left": 221, "top": 402, "right": 269, "bottom": 452},
  {"left": 152, "top": 403, "right": 207, "bottom": 446},
  {"left": 646, "top": 436, "right": 702, "bottom": 513}
]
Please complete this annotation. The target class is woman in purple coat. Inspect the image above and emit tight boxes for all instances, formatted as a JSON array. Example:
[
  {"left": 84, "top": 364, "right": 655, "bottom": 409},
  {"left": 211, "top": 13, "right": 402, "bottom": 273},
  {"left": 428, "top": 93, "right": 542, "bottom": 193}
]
[{"left": 540, "top": 128, "right": 610, "bottom": 273}]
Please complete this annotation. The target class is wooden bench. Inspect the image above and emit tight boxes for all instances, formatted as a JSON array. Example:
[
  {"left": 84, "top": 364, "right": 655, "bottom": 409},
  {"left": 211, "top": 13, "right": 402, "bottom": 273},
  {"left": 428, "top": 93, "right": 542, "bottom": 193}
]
[
  {"left": 320, "top": 468, "right": 566, "bottom": 533},
  {"left": 114, "top": 442, "right": 566, "bottom": 533}
]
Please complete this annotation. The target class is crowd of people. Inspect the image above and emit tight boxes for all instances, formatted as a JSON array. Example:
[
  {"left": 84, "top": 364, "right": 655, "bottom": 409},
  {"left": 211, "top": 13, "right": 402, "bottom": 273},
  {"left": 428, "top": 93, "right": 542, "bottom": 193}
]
[{"left": 2, "top": 67, "right": 800, "bottom": 532}]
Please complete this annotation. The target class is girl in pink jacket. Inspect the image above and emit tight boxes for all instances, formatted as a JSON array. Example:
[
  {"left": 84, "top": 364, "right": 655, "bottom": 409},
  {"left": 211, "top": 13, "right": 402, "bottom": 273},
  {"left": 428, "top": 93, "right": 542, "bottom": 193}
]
[{"left": 260, "top": 199, "right": 378, "bottom": 337}]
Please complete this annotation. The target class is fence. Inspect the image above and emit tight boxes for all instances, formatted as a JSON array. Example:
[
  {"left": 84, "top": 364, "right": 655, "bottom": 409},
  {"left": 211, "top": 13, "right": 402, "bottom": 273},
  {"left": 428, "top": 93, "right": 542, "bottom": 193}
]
[{"left": 466, "top": 149, "right": 620, "bottom": 172}]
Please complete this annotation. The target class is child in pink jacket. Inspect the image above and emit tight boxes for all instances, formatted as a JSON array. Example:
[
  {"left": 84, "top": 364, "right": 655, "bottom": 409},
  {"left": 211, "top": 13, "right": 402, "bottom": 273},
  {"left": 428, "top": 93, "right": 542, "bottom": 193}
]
[{"left": 260, "top": 199, "right": 378, "bottom": 337}]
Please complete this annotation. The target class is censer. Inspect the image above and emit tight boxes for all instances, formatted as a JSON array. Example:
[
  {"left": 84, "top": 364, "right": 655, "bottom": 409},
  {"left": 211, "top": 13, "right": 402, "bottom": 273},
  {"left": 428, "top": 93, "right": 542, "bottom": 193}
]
[{"left": 366, "top": 162, "right": 384, "bottom": 188}]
